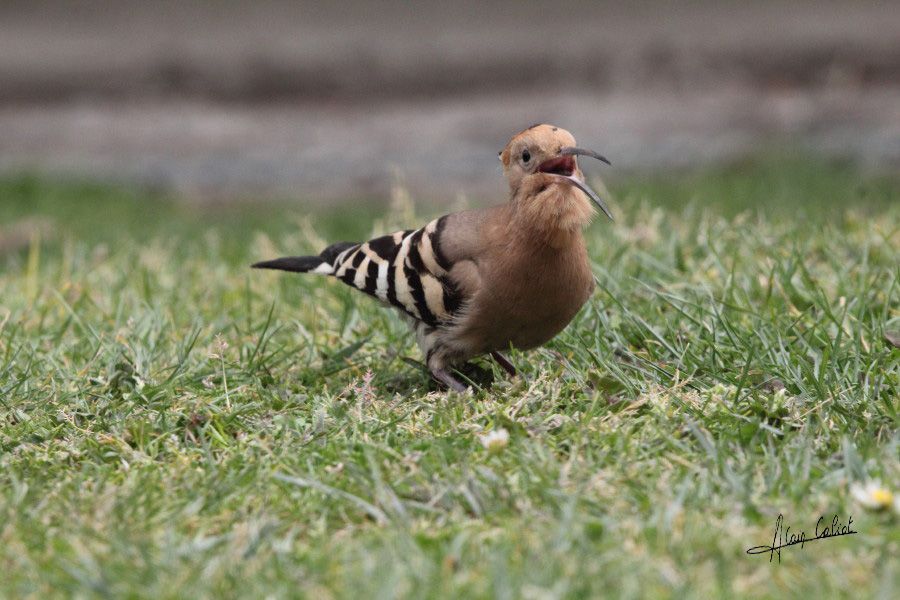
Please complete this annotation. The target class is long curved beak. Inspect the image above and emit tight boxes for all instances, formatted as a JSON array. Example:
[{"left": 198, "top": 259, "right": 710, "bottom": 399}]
[
  {"left": 560, "top": 146, "right": 611, "bottom": 165},
  {"left": 555, "top": 146, "right": 613, "bottom": 220},
  {"left": 548, "top": 173, "right": 614, "bottom": 221}
]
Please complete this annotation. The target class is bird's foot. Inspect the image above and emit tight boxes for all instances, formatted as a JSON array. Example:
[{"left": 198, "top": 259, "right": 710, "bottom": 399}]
[
  {"left": 430, "top": 367, "right": 468, "bottom": 393},
  {"left": 490, "top": 351, "right": 517, "bottom": 377}
]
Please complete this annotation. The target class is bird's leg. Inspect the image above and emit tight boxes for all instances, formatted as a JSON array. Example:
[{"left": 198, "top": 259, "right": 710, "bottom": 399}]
[
  {"left": 490, "top": 351, "right": 517, "bottom": 377},
  {"left": 419, "top": 326, "right": 474, "bottom": 392},
  {"left": 430, "top": 367, "right": 468, "bottom": 393}
]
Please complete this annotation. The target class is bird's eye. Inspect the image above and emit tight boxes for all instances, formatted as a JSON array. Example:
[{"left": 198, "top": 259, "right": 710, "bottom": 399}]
[{"left": 522, "top": 149, "right": 531, "bottom": 163}]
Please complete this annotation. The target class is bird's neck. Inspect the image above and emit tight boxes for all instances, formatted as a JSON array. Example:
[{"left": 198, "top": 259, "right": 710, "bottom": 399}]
[{"left": 508, "top": 177, "right": 594, "bottom": 249}]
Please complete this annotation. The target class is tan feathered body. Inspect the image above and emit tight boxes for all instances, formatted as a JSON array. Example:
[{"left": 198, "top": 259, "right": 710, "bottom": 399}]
[{"left": 433, "top": 177, "right": 595, "bottom": 366}]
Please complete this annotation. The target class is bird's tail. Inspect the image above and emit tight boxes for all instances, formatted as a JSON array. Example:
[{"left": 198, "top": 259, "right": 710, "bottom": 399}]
[{"left": 251, "top": 241, "right": 357, "bottom": 275}]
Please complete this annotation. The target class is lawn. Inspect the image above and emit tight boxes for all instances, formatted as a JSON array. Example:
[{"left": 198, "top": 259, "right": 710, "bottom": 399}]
[{"left": 1, "top": 156, "right": 898, "bottom": 598}]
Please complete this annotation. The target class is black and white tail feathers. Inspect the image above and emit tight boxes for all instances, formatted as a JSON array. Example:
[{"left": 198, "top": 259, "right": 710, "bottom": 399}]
[
  {"left": 252, "top": 242, "right": 355, "bottom": 274},
  {"left": 252, "top": 217, "right": 463, "bottom": 327}
]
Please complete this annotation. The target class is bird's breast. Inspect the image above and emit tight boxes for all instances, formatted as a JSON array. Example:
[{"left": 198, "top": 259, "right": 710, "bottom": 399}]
[{"left": 454, "top": 237, "right": 594, "bottom": 352}]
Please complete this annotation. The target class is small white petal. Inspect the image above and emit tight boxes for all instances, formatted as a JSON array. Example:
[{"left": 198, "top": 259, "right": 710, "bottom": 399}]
[
  {"left": 850, "top": 482, "right": 872, "bottom": 506},
  {"left": 479, "top": 428, "right": 509, "bottom": 452}
]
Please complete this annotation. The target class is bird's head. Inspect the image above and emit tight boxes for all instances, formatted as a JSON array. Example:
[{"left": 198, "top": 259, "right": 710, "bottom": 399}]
[{"left": 499, "top": 124, "right": 612, "bottom": 220}]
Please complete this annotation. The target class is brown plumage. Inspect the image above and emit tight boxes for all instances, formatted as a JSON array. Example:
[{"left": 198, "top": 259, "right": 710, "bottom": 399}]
[{"left": 253, "top": 124, "right": 612, "bottom": 391}]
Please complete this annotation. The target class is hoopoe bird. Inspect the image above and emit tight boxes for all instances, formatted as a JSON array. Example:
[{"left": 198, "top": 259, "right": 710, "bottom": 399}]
[{"left": 253, "top": 124, "right": 612, "bottom": 391}]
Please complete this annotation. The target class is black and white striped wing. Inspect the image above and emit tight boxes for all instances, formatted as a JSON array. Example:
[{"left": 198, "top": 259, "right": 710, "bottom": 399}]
[{"left": 326, "top": 217, "right": 464, "bottom": 327}]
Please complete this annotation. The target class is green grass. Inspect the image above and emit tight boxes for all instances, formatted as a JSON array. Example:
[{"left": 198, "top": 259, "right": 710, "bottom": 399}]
[{"left": 1, "top": 157, "right": 898, "bottom": 598}]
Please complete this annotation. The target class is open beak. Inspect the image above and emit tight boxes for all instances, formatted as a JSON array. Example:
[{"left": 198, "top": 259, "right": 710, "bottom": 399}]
[{"left": 540, "top": 146, "right": 613, "bottom": 220}]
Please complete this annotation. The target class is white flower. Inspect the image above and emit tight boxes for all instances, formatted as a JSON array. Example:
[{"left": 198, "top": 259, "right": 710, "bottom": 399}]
[
  {"left": 850, "top": 480, "right": 895, "bottom": 511},
  {"left": 479, "top": 428, "right": 509, "bottom": 452}
]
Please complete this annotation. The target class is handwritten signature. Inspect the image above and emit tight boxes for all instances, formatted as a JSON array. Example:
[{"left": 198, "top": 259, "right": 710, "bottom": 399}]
[{"left": 746, "top": 514, "right": 857, "bottom": 562}]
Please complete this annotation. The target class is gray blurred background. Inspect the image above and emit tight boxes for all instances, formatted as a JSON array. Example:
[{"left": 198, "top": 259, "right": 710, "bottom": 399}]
[{"left": 1, "top": 0, "right": 899, "bottom": 203}]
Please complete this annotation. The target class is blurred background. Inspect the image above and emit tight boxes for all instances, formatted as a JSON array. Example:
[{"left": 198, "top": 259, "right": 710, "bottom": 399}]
[{"left": 1, "top": 0, "right": 899, "bottom": 205}]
